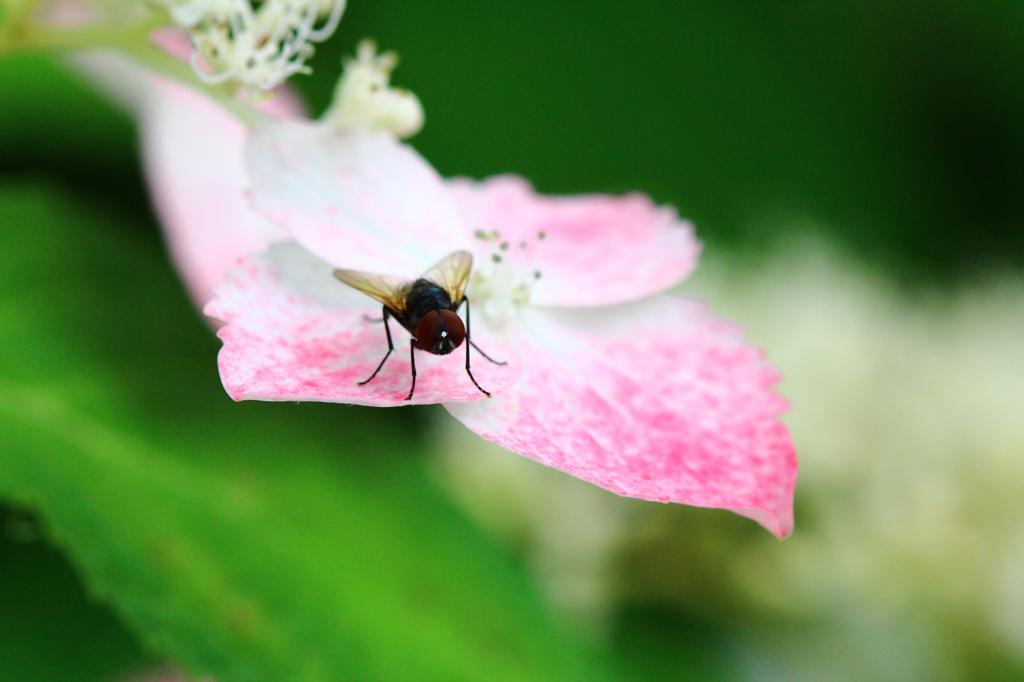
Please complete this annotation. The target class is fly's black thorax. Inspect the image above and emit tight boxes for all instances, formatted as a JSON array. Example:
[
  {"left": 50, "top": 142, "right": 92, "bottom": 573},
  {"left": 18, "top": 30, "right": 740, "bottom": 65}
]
[{"left": 396, "top": 278, "right": 455, "bottom": 334}]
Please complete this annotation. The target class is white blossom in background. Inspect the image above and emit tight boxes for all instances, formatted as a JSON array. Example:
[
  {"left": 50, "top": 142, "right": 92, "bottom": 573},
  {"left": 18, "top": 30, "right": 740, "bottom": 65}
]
[
  {"left": 433, "top": 238, "right": 1024, "bottom": 680},
  {"left": 156, "top": 0, "right": 345, "bottom": 93},
  {"left": 709, "top": 242, "right": 1024, "bottom": 681},
  {"left": 320, "top": 38, "right": 423, "bottom": 137}
]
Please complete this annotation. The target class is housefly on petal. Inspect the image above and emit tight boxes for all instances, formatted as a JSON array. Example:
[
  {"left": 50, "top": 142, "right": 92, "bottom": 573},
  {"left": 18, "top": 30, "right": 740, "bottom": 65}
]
[{"left": 333, "top": 251, "right": 507, "bottom": 401}]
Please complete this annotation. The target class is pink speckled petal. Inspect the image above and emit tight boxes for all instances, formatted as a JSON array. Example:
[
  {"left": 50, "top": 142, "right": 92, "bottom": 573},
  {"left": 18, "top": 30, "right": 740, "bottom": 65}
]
[
  {"left": 247, "top": 121, "right": 470, "bottom": 275},
  {"left": 205, "top": 242, "right": 521, "bottom": 406},
  {"left": 448, "top": 176, "right": 701, "bottom": 307},
  {"left": 444, "top": 296, "right": 797, "bottom": 538}
]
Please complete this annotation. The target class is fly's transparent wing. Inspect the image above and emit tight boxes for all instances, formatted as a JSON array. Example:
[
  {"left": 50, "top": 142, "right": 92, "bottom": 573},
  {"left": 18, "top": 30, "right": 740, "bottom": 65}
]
[
  {"left": 333, "top": 269, "right": 411, "bottom": 312},
  {"left": 421, "top": 251, "right": 473, "bottom": 305}
]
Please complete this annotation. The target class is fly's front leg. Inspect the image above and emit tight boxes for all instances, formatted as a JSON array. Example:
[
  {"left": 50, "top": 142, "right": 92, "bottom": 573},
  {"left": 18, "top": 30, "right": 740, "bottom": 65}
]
[
  {"left": 359, "top": 306, "right": 395, "bottom": 386},
  {"left": 404, "top": 339, "right": 419, "bottom": 401},
  {"left": 461, "top": 298, "right": 499, "bottom": 397},
  {"left": 461, "top": 298, "right": 507, "bottom": 366}
]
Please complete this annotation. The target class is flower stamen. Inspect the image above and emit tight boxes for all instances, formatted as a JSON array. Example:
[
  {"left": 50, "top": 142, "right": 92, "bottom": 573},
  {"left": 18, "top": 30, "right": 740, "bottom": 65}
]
[
  {"left": 470, "top": 228, "right": 547, "bottom": 327},
  {"left": 158, "top": 0, "right": 345, "bottom": 94}
]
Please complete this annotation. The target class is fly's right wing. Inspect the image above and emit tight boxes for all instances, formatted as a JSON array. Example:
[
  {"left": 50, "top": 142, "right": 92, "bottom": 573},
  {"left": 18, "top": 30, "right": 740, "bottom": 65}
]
[
  {"left": 333, "top": 268, "right": 412, "bottom": 313},
  {"left": 421, "top": 251, "right": 473, "bottom": 306}
]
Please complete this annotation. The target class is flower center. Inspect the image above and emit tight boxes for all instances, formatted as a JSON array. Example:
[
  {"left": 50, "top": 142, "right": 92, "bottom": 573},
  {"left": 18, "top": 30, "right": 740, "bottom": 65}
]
[{"left": 468, "top": 229, "right": 545, "bottom": 328}]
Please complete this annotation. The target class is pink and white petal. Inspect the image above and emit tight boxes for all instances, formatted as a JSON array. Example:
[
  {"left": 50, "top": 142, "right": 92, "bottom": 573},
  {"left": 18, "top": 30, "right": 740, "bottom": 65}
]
[
  {"left": 448, "top": 176, "right": 701, "bottom": 308},
  {"left": 142, "top": 78, "right": 297, "bottom": 305},
  {"left": 444, "top": 295, "right": 797, "bottom": 538},
  {"left": 75, "top": 45, "right": 304, "bottom": 307},
  {"left": 206, "top": 242, "right": 522, "bottom": 406},
  {"left": 247, "top": 121, "right": 470, "bottom": 275}
]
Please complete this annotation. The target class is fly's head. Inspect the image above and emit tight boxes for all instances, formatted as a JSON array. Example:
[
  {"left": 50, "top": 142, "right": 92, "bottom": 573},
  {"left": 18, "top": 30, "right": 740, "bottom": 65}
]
[{"left": 416, "top": 310, "right": 466, "bottom": 355}]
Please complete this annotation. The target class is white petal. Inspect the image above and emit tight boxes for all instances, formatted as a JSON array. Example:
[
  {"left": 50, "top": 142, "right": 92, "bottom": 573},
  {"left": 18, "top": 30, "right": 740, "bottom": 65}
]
[{"left": 247, "top": 121, "right": 470, "bottom": 275}]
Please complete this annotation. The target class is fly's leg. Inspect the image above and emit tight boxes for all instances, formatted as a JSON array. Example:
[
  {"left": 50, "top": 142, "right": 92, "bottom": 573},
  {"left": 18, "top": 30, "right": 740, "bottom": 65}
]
[
  {"left": 462, "top": 298, "right": 500, "bottom": 397},
  {"left": 362, "top": 314, "right": 385, "bottom": 323},
  {"left": 460, "top": 298, "right": 507, "bottom": 365},
  {"left": 469, "top": 340, "right": 507, "bottom": 365},
  {"left": 359, "top": 306, "right": 395, "bottom": 386},
  {"left": 404, "top": 339, "right": 419, "bottom": 401}
]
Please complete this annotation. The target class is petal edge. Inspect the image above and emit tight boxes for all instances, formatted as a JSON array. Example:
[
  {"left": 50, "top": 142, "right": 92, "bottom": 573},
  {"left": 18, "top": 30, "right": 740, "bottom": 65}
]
[{"left": 444, "top": 295, "right": 797, "bottom": 536}]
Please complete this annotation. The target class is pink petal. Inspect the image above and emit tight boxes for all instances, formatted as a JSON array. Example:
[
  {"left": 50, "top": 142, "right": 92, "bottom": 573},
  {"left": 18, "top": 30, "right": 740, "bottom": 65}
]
[
  {"left": 448, "top": 176, "right": 701, "bottom": 307},
  {"left": 247, "top": 122, "right": 470, "bottom": 274},
  {"left": 75, "top": 46, "right": 305, "bottom": 307},
  {"left": 148, "top": 26, "right": 194, "bottom": 62},
  {"left": 206, "top": 242, "right": 522, "bottom": 406},
  {"left": 142, "top": 77, "right": 295, "bottom": 305},
  {"left": 444, "top": 296, "right": 797, "bottom": 538}
]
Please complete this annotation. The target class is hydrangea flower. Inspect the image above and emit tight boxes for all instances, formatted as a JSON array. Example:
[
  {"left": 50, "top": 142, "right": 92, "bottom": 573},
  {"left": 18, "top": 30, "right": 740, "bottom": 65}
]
[
  {"left": 204, "top": 122, "right": 798, "bottom": 537},
  {"left": 82, "top": 31, "right": 795, "bottom": 537}
]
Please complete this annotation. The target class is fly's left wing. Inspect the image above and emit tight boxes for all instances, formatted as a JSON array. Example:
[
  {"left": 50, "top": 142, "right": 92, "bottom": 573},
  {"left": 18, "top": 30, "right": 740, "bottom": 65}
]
[
  {"left": 333, "top": 268, "right": 412, "bottom": 313},
  {"left": 421, "top": 251, "right": 473, "bottom": 305}
]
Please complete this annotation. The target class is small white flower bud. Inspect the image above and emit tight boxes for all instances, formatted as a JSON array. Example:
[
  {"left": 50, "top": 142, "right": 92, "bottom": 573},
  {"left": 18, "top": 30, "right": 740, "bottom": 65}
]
[{"left": 321, "top": 39, "right": 424, "bottom": 139}]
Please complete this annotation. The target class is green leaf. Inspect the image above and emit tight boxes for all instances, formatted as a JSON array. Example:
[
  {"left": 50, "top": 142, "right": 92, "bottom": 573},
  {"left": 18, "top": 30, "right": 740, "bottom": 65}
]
[
  {"left": 0, "top": 505, "right": 155, "bottom": 682},
  {"left": 0, "top": 181, "right": 608, "bottom": 682},
  {"left": 0, "top": 54, "right": 147, "bottom": 220}
]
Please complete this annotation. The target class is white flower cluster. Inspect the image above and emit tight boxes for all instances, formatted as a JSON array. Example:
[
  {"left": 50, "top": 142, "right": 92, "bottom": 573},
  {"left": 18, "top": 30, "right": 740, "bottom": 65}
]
[
  {"left": 320, "top": 39, "right": 423, "bottom": 138},
  {"left": 158, "top": 0, "right": 345, "bottom": 93}
]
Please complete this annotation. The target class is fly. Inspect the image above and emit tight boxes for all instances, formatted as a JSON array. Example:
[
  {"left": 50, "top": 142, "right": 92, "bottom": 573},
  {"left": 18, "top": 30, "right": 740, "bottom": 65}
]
[{"left": 333, "top": 251, "right": 506, "bottom": 401}]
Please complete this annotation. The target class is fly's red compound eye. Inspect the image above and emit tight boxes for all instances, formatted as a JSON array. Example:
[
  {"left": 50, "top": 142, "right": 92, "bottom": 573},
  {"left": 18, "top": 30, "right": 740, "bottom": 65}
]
[
  {"left": 438, "top": 310, "right": 466, "bottom": 348},
  {"left": 416, "top": 310, "right": 466, "bottom": 355}
]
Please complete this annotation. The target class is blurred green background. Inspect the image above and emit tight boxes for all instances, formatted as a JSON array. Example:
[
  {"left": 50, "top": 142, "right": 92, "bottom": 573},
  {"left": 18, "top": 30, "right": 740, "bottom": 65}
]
[{"left": 1, "top": 1, "right": 1024, "bottom": 681}]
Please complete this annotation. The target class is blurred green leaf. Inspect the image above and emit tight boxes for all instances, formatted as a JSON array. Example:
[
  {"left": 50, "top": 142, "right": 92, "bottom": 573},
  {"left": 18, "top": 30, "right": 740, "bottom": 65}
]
[
  {"left": 611, "top": 605, "right": 734, "bottom": 682},
  {"left": 0, "top": 53, "right": 151, "bottom": 226},
  {"left": 0, "top": 505, "right": 155, "bottom": 682},
  {"left": 0, "top": 181, "right": 607, "bottom": 682}
]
